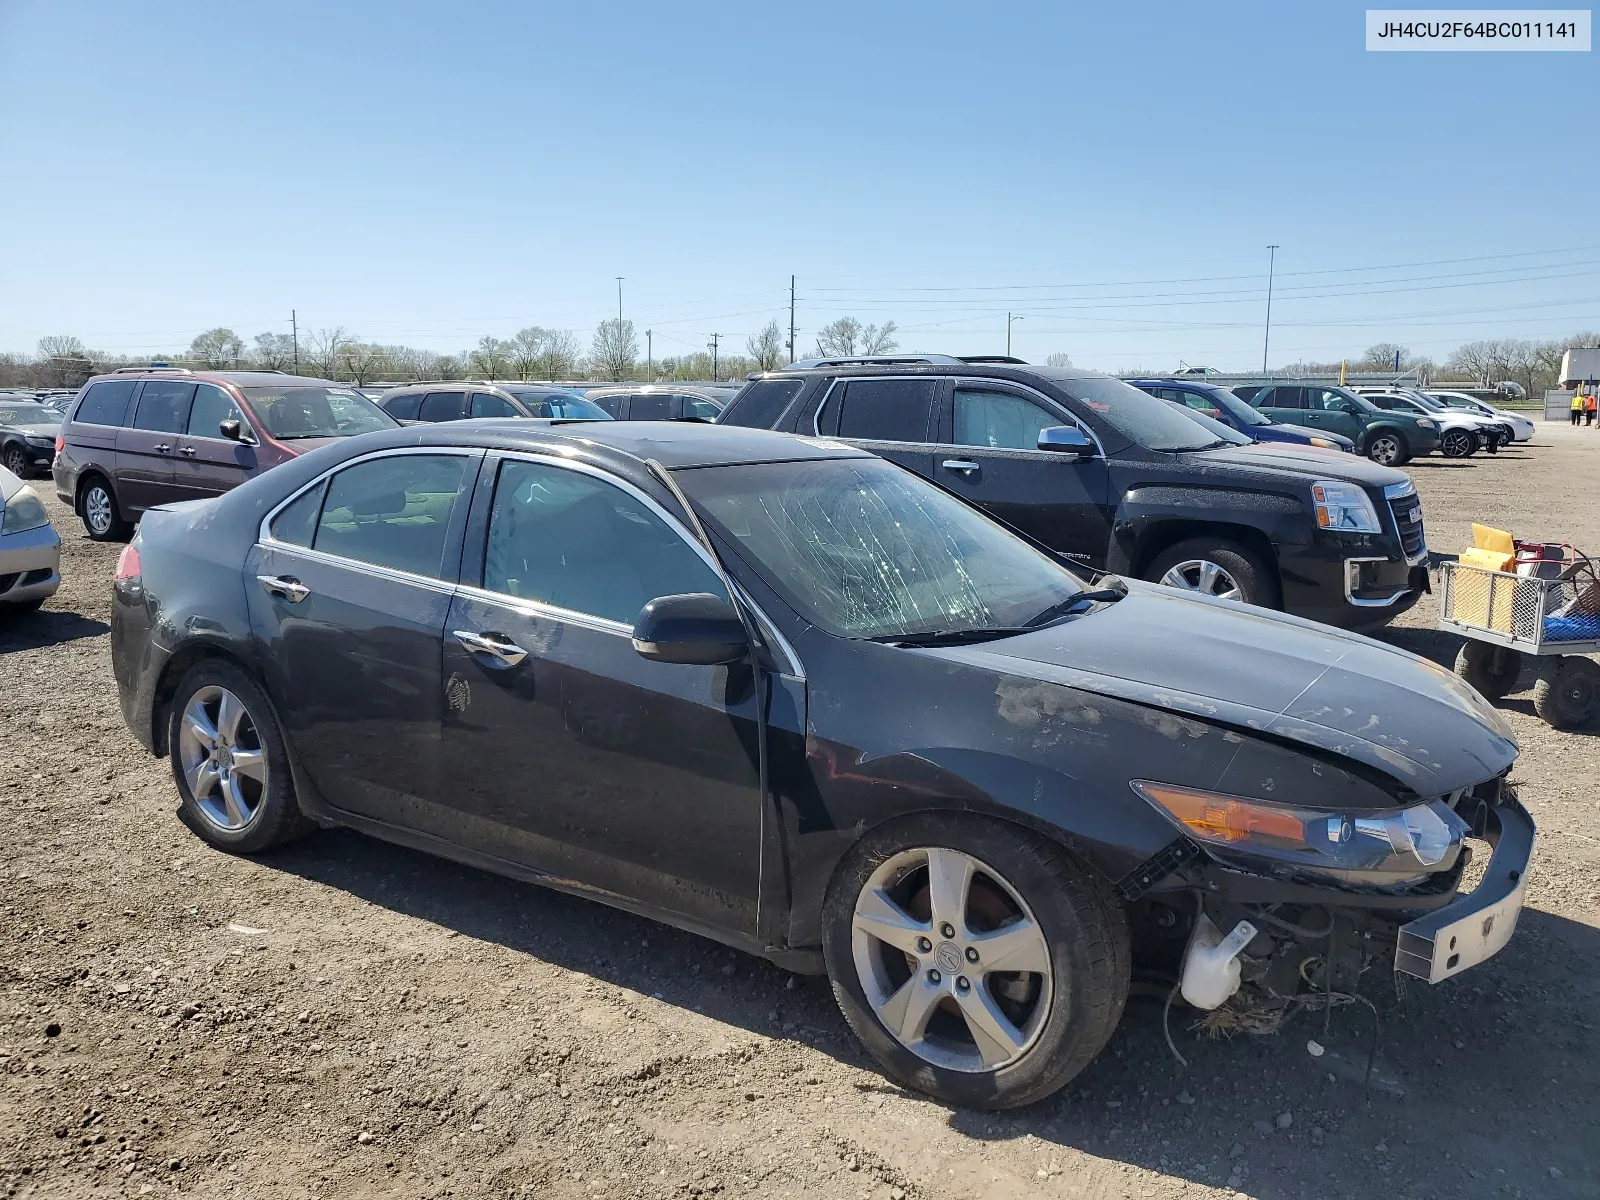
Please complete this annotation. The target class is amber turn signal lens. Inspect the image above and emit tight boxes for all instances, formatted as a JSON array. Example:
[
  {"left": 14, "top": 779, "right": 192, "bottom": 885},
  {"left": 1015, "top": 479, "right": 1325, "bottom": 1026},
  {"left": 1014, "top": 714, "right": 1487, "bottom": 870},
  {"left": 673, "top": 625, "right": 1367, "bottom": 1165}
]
[{"left": 1130, "top": 781, "right": 1307, "bottom": 845}]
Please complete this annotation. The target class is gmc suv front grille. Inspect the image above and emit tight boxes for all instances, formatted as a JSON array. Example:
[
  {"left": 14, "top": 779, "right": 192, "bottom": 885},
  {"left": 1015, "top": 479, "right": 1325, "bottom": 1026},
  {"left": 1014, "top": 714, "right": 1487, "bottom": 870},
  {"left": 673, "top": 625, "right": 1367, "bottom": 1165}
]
[{"left": 1386, "top": 487, "right": 1426, "bottom": 561}]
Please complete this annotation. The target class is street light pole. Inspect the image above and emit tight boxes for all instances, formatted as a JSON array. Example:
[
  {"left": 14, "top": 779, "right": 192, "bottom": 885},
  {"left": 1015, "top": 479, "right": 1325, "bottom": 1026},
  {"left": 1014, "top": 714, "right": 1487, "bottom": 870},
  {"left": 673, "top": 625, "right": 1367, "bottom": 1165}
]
[
  {"left": 615, "top": 277, "right": 624, "bottom": 322},
  {"left": 1007, "top": 312, "right": 1023, "bottom": 356},
  {"left": 1262, "top": 245, "right": 1279, "bottom": 374}
]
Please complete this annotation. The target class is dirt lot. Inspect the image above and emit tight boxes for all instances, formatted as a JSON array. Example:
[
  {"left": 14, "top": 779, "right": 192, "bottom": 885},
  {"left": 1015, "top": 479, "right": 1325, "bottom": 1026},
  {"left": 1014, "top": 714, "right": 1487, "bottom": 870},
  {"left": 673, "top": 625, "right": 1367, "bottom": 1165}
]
[{"left": 2, "top": 424, "right": 1597, "bottom": 1200}]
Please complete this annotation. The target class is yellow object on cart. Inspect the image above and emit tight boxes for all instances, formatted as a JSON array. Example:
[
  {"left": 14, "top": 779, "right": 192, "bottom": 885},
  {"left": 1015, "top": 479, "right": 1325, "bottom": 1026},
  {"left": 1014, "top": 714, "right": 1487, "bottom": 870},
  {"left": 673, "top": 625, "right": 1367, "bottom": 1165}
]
[{"left": 1452, "top": 525, "right": 1518, "bottom": 631}]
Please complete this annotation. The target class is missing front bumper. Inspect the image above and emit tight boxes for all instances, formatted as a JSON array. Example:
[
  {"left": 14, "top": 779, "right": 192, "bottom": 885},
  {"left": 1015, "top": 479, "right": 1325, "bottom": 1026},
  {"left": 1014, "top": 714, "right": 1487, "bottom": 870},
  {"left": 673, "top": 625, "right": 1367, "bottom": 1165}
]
[{"left": 1394, "top": 798, "right": 1535, "bottom": 983}]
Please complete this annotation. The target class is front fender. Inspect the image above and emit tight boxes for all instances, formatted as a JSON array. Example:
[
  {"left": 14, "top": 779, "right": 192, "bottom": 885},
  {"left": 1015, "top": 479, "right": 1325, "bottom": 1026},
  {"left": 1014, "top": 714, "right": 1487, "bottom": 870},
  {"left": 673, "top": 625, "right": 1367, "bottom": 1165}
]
[{"left": 1109, "top": 485, "right": 1307, "bottom": 574}]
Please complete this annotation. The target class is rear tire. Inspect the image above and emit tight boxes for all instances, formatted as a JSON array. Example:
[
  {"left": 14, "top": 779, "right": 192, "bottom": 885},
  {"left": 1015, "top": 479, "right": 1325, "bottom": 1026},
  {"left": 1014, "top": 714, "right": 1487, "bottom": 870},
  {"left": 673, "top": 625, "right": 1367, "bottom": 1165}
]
[
  {"left": 1365, "top": 432, "right": 1410, "bottom": 466},
  {"left": 1440, "top": 429, "right": 1476, "bottom": 458},
  {"left": 1454, "top": 642, "right": 1521, "bottom": 700},
  {"left": 1145, "top": 537, "right": 1278, "bottom": 609},
  {"left": 79, "top": 476, "right": 132, "bottom": 542},
  {"left": 1532, "top": 656, "right": 1600, "bottom": 730},
  {"left": 167, "top": 659, "right": 314, "bottom": 853},
  {"left": 822, "top": 814, "right": 1129, "bottom": 1110}
]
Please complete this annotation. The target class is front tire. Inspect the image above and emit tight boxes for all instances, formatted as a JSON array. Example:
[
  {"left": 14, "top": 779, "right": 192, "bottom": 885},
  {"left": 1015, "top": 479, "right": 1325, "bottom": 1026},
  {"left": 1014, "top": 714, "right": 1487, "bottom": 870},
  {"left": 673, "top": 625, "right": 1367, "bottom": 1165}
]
[
  {"left": 1454, "top": 641, "right": 1521, "bottom": 700},
  {"left": 1365, "top": 432, "right": 1410, "bottom": 466},
  {"left": 2, "top": 444, "right": 30, "bottom": 478},
  {"left": 167, "top": 659, "right": 313, "bottom": 853},
  {"left": 79, "top": 477, "right": 132, "bottom": 542},
  {"left": 822, "top": 814, "right": 1129, "bottom": 1110},
  {"left": 1145, "top": 537, "right": 1278, "bottom": 609}
]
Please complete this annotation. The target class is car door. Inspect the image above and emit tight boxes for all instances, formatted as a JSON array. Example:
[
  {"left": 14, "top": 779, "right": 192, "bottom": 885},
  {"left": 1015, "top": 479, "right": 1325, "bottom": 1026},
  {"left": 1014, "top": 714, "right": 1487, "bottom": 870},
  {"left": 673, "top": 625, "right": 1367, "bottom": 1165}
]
[
  {"left": 244, "top": 449, "right": 480, "bottom": 827},
  {"left": 470, "top": 391, "right": 520, "bottom": 419},
  {"left": 173, "top": 382, "right": 255, "bottom": 500},
  {"left": 812, "top": 376, "right": 938, "bottom": 479},
  {"left": 1306, "top": 388, "right": 1364, "bottom": 441},
  {"left": 1253, "top": 385, "right": 1304, "bottom": 429},
  {"left": 590, "top": 392, "right": 631, "bottom": 419},
  {"left": 437, "top": 454, "right": 764, "bottom": 935},
  {"left": 927, "top": 381, "right": 1112, "bottom": 563},
  {"left": 419, "top": 391, "right": 468, "bottom": 423},
  {"left": 114, "top": 380, "right": 195, "bottom": 512}
]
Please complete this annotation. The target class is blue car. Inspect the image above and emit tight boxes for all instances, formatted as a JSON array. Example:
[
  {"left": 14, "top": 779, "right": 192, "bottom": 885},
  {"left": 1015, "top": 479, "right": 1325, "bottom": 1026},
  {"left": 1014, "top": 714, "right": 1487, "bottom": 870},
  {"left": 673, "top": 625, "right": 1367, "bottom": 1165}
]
[{"left": 1128, "top": 379, "right": 1355, "bottom": 453}]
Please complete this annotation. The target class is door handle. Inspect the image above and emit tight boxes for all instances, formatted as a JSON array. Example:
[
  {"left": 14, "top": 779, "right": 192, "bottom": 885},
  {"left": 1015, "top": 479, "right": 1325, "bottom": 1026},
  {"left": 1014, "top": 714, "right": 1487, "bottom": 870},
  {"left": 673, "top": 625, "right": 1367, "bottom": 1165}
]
[
  {"left": 452, "top": 629, "right": 528, "bottom": 666},
  {"left": 257, "top": 574, "right": 310, "bottom": 603},
  {"left": 154, "top": 443, "right": 171, "bottom": 452},
  {"left": 178, "top": 446, "right": 196, "bottom": 456},
  {"left": 942, "top": 459, "right": 981, "bottom": 475}
]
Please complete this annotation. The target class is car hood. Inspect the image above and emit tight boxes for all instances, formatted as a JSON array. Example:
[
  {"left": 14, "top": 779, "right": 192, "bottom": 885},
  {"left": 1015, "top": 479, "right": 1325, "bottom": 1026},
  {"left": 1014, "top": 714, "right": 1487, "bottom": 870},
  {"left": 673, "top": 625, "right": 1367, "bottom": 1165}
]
[
  {"left": 932, "top": 585, "right": 1516, "bottom": 797},
  {"left": 6, "top": 422, "right": 59, "bottom": 437},
  {"left": 1177, "top": 443, "right": 1408, "bottom": 488},
  {"left": 276, "top": 436, "right": 344, "bottom": 454}
]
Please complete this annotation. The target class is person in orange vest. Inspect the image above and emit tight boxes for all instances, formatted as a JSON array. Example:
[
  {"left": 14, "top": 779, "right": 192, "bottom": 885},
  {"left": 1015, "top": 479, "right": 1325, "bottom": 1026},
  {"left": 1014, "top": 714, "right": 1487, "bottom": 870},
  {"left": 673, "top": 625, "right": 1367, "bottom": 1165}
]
[{"left": 1587, "top": 391, "right": 1597, "bottom": 427}]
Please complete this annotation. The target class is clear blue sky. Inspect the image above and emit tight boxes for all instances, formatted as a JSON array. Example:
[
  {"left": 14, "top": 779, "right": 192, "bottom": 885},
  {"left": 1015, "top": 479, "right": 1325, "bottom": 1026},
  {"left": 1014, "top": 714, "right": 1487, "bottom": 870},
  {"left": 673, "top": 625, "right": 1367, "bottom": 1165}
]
[{"left": 1, "top": 0, "right": 1595, "bottom": 371}]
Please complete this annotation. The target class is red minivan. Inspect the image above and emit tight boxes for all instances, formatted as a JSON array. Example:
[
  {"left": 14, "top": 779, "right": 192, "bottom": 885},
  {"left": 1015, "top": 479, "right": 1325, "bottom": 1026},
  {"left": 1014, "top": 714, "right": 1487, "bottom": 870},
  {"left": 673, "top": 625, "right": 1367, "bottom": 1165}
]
[{"left": 53, "top": 369, "right": 398, "bottom": 541}]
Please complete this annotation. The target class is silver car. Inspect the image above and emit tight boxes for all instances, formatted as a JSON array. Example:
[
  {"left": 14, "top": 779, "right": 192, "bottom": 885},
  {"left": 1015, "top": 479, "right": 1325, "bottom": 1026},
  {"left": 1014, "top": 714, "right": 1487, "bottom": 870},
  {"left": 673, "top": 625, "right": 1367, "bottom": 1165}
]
[{"left": 0, "top": 464, "right": 61, "bottom": 613}]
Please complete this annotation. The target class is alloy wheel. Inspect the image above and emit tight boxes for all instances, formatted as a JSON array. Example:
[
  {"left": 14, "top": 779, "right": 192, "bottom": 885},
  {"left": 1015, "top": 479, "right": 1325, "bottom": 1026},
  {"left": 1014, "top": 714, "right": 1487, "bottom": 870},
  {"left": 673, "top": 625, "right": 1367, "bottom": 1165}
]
[
  {"left": 2, "top": 447, "right": 25, "bottom": 476},
  {"left": 1368, "top": 436, "right": 1401, "bottom": 465},
  {"left": 176, "top": 686, "right": 270, "bottom": 832},
  {"left": 1441, "top": 430, "right": 1474, "bottom": 458},
  {"left": 84, "top": 486, "right": 114, "bottom": 535},
  {"left": 1158, "top": 558, "right": 1243, "bottom": 601},
  {"left": 851, "top": 847, "right": 1053, "bottom": 1073}
]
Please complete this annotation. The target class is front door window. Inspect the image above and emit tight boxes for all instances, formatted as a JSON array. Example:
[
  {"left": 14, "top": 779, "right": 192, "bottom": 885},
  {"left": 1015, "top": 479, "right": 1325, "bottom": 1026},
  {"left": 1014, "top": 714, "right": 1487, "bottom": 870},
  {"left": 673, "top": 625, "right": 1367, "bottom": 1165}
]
[{"left": 953, "top": 388, "right": 1060, "bottom": 450}]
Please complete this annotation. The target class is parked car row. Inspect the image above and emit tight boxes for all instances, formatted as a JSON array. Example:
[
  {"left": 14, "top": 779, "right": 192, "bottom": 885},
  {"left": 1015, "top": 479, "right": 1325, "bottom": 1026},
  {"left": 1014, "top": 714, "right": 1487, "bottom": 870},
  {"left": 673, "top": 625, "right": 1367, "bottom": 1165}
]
[{"left": 110, "top": 414, "right": 1533, "bottom": 1110}]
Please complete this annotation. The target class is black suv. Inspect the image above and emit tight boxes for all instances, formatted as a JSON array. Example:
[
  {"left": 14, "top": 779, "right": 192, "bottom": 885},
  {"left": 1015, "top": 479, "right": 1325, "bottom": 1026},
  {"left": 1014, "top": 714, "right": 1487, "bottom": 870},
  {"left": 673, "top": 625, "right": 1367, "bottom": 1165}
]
[{"left": 719, "top": 356, "right": 1429, "bottom": 629}]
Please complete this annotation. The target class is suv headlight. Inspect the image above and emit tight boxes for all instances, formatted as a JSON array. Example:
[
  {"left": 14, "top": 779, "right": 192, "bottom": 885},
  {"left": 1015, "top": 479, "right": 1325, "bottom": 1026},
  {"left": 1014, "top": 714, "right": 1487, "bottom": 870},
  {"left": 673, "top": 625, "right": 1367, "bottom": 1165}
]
[
  {"left": 1132, "top": 780, "right": 1469, "bottom": 881},
  {"left": 1415, "top": 418, "right": 1435, "bottom": 429},
  {"left": 0, "top": 485, "right": 50, "bottom": 535},
  {"left": 1311, "top": 480, "right": 1381, "bottom": 533}
]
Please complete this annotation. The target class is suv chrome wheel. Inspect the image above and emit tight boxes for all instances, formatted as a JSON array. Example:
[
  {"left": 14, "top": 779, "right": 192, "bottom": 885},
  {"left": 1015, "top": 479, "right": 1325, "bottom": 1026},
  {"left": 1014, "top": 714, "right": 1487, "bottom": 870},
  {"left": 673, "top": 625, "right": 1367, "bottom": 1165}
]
[
  {"left": 1159, "top": 558, "right": 1243, "bottom": 601},
  {"left": 851, "top": 846, "right": 1052, "bottom": 1073},
  {"left": 176, "top": 685, "right": 270, "bottom": 832},
  {"left": 84, "top": 486, "right": 114, "bottom": 535}
]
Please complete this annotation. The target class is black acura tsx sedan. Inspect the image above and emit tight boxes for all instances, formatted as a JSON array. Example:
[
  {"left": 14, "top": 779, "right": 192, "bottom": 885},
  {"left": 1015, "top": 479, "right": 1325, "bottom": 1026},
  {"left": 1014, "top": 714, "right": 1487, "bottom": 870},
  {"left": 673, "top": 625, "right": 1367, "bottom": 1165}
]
[{"left": 109, "top": 420, "right": 1533, "bottom": 1109}]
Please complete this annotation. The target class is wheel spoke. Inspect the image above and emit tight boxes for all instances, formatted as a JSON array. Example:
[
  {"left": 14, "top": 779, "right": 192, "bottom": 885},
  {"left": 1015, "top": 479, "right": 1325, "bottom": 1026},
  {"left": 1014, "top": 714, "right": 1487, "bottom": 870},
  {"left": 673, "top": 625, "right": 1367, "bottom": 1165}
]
[
  {"left": 853, "top": 887, "right": 930, "bottom": 957},
  {"left": 230, "top": 748, "right": 267, "bottom": 784},
  {"left": 877, "top": 972, "right": 943, "bottom": 1045},
  {"left": 1196, "top": 561, "right": 1221, "bottom": 594},
  {"left": 216, "top": 690, "right": 245, "bottom": 746},
  {"left": 186, "top": 759, "right": 219, "bottom": 800},
  {"left": 970, "top": 917, "right": 1050, "bottom": 976},
  {"left": 221, "top": 780, "right": 251, "bottom": 829},
  {"left": 183, "top": 705, "right": 218, "bottom": 751},
  {"left": 953, "top": 983, "right": 1030, "bottom": 1068},
  {"left": 923, "top": 848, "right": 975, "bottom": 934}
]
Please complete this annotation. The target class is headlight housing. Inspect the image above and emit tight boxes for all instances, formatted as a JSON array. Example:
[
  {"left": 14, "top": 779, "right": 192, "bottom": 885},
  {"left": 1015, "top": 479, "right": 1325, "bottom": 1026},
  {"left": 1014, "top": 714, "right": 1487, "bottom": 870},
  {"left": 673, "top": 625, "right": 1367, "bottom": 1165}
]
[
  {"left": 1131, "top": 780, "right": 1469, "bottom": 882},
  {"left": 24, "top": 435, "right": 55, "bottom": 448},
  {"left": 1415, "top": 418, "right": 1435, "bottom": 429},
  {"left": 1311, "top": 480, "right": 1381, "bottom": 533},
  {"left": 1, "top": 485, "right": 50, "bottom": 535}
]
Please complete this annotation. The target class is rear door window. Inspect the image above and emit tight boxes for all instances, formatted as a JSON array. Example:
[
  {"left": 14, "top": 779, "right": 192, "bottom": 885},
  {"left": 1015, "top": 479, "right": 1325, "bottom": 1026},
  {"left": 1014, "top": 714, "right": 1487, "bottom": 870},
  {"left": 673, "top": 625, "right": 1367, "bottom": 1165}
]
[
  {"left": 419, "top": 392, "right": 467, "bottom": 423},
  {"left": 313, "top": 454, "right": 472, "bottom": 578},
  {"left": 827, "top": 378, "right": 936, "bottom": 441},
  {"left": 132, "top": 381, "right": 197, "bottom": 433},
  {"left": 1265, "top": 386, "right": 1304, "bottom": 410},
  {"left": 74, "top": 380, "right": 137, "bottom": 427},
  {"left": 628, "top": 393, "right": 676, "bottom": 421},
  {"left": 471, "top": 392, "right": 520, "bottom": 418},
  {"left": 186, "top": 384, "right": 245, "bottom": 440},
  {"left": 383, "top": 392, "right": 423, "bottom": 421},
  {"left": 589, "top": 393, "right": 629, "bottom": 417}
]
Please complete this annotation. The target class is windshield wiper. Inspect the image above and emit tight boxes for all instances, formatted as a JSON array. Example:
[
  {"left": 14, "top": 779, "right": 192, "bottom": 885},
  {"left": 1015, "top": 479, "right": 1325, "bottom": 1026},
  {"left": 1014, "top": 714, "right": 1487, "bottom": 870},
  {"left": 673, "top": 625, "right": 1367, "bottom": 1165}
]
[{"left": 867, "top": 628, "right": 1033, "bottom": 647}]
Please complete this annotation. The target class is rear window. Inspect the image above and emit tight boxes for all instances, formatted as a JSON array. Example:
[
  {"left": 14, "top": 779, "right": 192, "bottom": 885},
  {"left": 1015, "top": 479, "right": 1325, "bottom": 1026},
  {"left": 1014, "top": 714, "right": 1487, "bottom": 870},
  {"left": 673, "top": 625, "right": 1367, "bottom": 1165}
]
[
  {"left": 74, "top": 380, "right": 137, "bottom": 427},
  {"left": 382, "top": 392, "right": 422, "bottom": 421},
  {"left": 720, "top": 379, "right": 804, "bottom": 428}
]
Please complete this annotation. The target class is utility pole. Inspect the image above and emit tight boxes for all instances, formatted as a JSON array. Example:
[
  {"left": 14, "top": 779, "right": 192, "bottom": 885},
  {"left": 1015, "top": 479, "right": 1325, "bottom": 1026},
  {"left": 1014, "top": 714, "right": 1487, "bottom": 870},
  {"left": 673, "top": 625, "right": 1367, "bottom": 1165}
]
[
  {"left": 788, "top": 275, "right": 796, "bottom": 365},
  {"left": 1007, "top": 312, "right": 1024, "bottom": 357},
  {"left": 1262, "top": 245, "right": 1279, "bottom": 374},
  {"left": 291, "top": 309, "right": 298, "bottom": 371},
  {"left": 708, "top": 333, "right": 720, "bottom": 382},
  {"left": 646, "top": 330, "right": 653, "bottom": 380},
  {"left": 615, "top": 277, "right": 624, "bottom": 322}
]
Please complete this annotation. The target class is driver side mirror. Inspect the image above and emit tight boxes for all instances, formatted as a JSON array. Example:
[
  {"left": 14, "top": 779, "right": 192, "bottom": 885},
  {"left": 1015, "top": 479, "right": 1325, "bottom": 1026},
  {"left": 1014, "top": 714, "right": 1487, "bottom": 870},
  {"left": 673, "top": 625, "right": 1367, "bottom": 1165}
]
[
  {"left": 218, "top": 419, "right": 253, "bottom": 444},
  {"left": 1037, "top": 426, "right": 1095, "bottom": 457},
  {"left": 632, "top": 593, "right": 749, "bottom": 665}
]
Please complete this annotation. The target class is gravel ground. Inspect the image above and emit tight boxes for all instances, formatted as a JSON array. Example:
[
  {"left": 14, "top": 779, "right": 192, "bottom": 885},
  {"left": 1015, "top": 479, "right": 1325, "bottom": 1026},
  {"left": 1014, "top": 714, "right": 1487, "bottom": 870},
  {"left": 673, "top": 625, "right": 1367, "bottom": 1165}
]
[{"left": 2, "top": 425, "right": 1597, "bottom": 1200}]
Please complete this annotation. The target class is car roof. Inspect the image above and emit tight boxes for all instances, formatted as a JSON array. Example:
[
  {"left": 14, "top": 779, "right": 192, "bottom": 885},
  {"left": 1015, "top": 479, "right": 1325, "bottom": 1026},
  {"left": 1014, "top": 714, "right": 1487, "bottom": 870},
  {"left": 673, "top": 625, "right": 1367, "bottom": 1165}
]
[
  {"left": 586, "top": 384, "right": 731, "bottom": 397},
  {"left": 85, "top": 369, "right": 340, "bottom": 389}
]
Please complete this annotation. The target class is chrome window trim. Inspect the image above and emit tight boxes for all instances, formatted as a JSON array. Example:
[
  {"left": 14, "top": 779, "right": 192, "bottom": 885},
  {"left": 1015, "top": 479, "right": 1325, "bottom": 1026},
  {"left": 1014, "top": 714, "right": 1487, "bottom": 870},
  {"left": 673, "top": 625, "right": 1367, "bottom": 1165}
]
[
  {"left": 487, "top": 450, "right": 807, "bottom": 679},
  {"left": 454, "top": 583, "right": 633, "bottom": 636},
  {"left": 810, "top": 374, "right": 939, "bottom": 443},
  {"left": 254, "top": 541, "right": 460, "bottom": 595},
  {"left": 945, "top": 376, "right": 1108, "bottom": 460},
  {"left": 256, "top": 445, "right": 484, "bottom": 547}
]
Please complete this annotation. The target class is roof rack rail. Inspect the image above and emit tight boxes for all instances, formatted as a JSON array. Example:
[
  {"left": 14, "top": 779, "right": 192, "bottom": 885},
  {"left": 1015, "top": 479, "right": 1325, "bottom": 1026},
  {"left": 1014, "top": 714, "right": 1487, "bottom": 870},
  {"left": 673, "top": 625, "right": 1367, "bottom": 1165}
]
[
  {"left": 112, "top": 365, "right": 192, "bottom": 375},
  {"left": 957, "top": 355, "right": 1029, "bottom": 365},
  {"left": 785, "top": 354, "right": 965, "bottom": 369}
]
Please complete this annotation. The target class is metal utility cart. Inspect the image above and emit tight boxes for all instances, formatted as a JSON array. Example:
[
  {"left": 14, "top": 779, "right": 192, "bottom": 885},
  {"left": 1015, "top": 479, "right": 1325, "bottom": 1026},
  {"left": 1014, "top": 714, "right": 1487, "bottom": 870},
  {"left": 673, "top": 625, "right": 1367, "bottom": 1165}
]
[{"left": 1440, "top": 555, "right": 1600, "bottom": 728}]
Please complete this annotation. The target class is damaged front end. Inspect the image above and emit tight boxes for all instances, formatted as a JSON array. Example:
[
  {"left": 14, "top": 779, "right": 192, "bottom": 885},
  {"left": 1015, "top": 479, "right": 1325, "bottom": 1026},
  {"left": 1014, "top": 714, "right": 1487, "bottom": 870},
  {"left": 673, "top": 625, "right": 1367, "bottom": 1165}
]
[{"left": 1120, "top": 772, "right": 1535, "bottom": 1030}]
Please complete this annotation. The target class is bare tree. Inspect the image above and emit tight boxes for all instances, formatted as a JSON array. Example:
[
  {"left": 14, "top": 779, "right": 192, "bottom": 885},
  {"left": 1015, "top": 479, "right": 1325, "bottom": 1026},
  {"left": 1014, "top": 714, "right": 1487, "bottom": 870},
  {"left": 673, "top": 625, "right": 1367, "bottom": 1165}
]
[
  {"left": 469, "top": 336, "right": 511, "bottom": 379},
  {"left": 36, "top": 335, "right": 94, "bottom": 386},
  {"left": 431, "top": 353, "right": 463, "bottom": 381},
  {"left": 189, "top": 327, "right": 244, "bottom": 369},
  {"left": 341, "top": 343, "right": 388, "bottom": 385},
  {"left": 814, "top": 317, "right": 897, "bottom": 357},
  {"left": 509, "top": 327, "right": 550, "bottom": 379},
  {"left": 1046, "top": 352, "right": 1073, "bottom": 368},
  {"left": 251, "top": 332, "right": 296, "bottom": 372},
  {"left": 1359, "top": 343, "right": 1412, "bottom": 371},
  {"left": 746, "top": 319, "right": 786, "bottom": 371},
  {"left": 590, "top": 319, "right": 638, "bottom": 381},
  {"left": 304, "top": 327, "right": 353, "bottom": 379}
]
